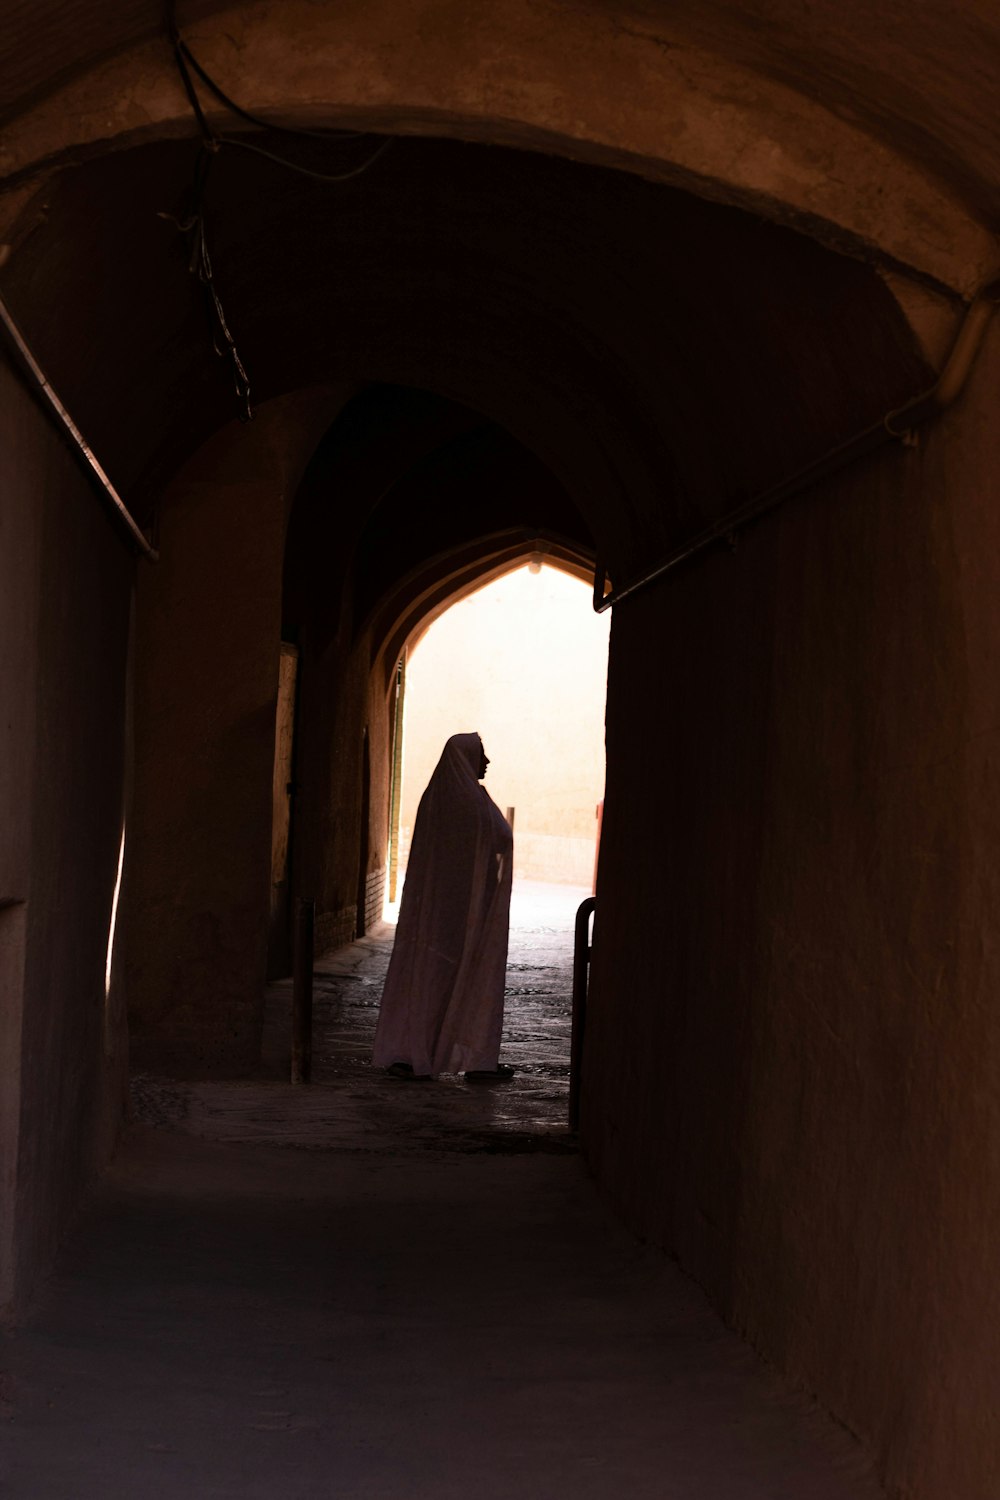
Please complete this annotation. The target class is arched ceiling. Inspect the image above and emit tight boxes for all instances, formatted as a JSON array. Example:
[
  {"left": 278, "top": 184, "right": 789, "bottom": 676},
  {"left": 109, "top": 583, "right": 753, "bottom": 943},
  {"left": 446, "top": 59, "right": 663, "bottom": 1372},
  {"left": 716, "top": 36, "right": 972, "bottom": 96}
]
[
  {"left": 2, "top": 1, "right": 999, "bottom": 294},
  {"left": 3, "top": 3, "right": 981, "bottom": 640},
  {"left": 0, "top": 131, "right": 929, "bottom": 593},
  {"left": 281, "top": 384, "right": 591, "bottom": 669}
]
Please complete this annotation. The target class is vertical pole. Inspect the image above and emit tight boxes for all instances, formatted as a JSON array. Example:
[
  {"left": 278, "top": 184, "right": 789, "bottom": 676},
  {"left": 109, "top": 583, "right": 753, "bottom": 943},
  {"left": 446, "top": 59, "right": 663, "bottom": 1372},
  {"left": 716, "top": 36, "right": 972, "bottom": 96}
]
[
  {"left": 388, "top": 653, "right": 406, "bottom": 902},
  {"left": 291, "top": 896, "right": 314, "bottom": 1084},
  {"left": 593, "top": 798, "right": 604, "bottom": 894},
  {"left": 569, "top": 897, "right": 596, "bottom": 1131}
]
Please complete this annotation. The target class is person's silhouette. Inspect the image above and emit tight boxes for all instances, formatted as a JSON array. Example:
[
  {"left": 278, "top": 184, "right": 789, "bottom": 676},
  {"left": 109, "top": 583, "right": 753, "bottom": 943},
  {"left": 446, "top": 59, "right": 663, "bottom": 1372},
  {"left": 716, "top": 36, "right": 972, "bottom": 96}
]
[{"left": 373, "top": 732, "right": 515, "bottom": 1082}]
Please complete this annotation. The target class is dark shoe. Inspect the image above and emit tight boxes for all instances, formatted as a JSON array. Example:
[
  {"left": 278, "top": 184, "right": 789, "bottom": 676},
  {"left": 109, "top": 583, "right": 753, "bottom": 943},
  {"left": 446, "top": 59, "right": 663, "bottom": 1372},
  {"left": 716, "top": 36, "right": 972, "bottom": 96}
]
[
  {"left": 387, "top": 1061, "right": 432, "bottom": 1080},
  {"left": 464, "top": 1063, "right": 515, "bottom": 1082}
]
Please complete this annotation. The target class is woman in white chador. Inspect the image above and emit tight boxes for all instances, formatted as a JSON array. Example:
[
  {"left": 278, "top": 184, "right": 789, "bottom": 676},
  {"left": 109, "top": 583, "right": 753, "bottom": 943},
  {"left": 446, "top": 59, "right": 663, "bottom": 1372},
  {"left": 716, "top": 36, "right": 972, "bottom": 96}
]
[{"left": 373, "top": 731, "right": 515, "bottom": 1081}]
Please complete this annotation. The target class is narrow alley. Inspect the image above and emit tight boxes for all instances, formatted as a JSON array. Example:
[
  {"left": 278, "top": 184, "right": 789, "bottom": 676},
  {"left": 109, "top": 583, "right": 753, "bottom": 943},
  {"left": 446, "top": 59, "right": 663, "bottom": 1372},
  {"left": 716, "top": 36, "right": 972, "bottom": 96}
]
[
  {"left": 3, "top": 886, "right": 881, "bottom": 1499},
  {"left": 5, "top": 12, "right": 1000, "bottom": 1495}
]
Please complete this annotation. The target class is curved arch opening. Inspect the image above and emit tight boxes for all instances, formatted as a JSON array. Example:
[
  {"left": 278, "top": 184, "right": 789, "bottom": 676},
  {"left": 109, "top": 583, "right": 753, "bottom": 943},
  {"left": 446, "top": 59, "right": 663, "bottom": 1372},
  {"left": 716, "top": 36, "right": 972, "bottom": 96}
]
[{"left": 391, "top": 558, "right": 609, "bottom": 909}]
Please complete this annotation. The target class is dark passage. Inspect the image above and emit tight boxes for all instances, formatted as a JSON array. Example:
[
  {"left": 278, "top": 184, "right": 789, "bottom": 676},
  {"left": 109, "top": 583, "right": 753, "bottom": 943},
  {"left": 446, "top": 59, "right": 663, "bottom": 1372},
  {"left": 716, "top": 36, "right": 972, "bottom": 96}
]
[{"left": 4, "top": 885, "right": 880, "bottom": 1500}]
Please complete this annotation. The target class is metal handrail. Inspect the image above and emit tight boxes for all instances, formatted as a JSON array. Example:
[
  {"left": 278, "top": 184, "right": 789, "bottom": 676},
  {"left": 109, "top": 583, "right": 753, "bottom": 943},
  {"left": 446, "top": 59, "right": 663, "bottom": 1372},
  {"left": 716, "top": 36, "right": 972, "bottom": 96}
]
[
  {"left": 594, "top": 272, "right": 1000, "bottom": 613},
  {"left": 0, "top": 280, "right": 159, "bottom": 561},
  {"left": 569, "top": 896, "right": 596, "bottom": 1131}
]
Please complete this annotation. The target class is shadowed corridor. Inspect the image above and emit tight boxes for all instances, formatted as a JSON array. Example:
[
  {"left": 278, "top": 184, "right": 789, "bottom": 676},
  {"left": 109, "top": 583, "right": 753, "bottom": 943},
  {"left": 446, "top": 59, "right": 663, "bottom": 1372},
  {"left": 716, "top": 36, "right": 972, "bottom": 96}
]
[
  {"left": 4, "top": 887, "right": 880, "bottom": 1499},
  {"left": 6, "top": 7, "right": 1000, "bottom": 1495}
]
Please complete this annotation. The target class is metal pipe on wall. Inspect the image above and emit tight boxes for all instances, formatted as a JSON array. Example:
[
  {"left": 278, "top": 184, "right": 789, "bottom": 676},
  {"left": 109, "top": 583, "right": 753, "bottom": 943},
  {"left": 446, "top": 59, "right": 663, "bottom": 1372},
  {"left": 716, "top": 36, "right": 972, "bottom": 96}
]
[
  {"left": 0, "top": 260, "right": 159, "bottom": 563},
  {"left": 594, "top": 273, "right": 1000, "bottom": 613}
]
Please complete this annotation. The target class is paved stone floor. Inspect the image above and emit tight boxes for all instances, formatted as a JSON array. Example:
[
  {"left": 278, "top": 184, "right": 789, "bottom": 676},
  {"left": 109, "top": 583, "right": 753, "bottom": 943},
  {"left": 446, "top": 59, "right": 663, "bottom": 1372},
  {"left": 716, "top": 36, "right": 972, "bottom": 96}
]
[
  {"left": 1, "top": 883, "right": 884, "bottom": 1498},
  {"left": 133, "top": 882, "right": 583, "bottom": 1157}
]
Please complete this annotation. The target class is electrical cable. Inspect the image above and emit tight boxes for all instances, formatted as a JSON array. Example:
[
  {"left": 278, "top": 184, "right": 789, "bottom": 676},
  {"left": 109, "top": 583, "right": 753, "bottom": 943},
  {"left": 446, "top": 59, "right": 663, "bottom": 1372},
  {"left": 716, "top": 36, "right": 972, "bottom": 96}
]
[
  {"left": 165, "top": 8, "right": 393, "bottom": 177},
  {"left": 165, "top": 4, "right": 394, "bottom": 418},
  {"left": 171, "top": 30, "right": 369, "bottom": 142},
  {"left": 593, "top": 272, "right": 1000, "bottom": 612},
  {"left": 220, "top": 133, "right": 394, "bottom": 184},
  {"left": 171, "top": 28, "right": 217, "bottom": 143}
]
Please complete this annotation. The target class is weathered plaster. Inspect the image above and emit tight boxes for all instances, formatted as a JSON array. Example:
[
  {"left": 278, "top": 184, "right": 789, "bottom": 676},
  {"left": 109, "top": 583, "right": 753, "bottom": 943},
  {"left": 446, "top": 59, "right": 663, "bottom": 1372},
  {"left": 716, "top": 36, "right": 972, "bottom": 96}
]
[
  {"left": 0, "top": 0, "right": 994, "bottom": 294},
  {"left": 582, "top": 319, "right": 1000, "bottom": 1499},
  {"left": 0, "top": 363, "right": 41, "bottom": 1309},
  {"left": 125, "top": 389, "right": 345, "bottom": 1071},
  {"left": 0, "top": 361, "right": 133, "bottom": 1314}
]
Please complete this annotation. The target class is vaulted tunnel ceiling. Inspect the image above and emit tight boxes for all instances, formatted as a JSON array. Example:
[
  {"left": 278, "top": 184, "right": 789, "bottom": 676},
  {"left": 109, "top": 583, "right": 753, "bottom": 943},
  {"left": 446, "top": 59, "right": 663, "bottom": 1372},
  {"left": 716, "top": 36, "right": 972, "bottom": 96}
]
[
  {"left": 2, "top": 130, "right": 929, "bottom": 599},
  {"left": 5, "top": 0, "right": 1000, "bottom": 236},
  {"left": 280, "top": 384, "right": 588, "bottom": 651}
]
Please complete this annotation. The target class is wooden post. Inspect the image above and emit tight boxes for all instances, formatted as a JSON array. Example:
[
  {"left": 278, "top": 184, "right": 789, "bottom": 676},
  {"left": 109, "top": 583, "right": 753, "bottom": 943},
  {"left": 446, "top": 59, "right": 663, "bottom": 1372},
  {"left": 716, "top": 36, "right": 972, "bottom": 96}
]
[{"left": 291, "top": 896, "right": 314, "bottom": 1084}]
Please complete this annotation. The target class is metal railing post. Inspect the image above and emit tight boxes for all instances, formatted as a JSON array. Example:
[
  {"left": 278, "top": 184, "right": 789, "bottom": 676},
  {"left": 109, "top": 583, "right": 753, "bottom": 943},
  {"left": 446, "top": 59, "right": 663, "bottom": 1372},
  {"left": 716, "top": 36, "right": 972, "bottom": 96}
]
[{"left": 570, "top": 896, "right": 596, "bottom": 1131}]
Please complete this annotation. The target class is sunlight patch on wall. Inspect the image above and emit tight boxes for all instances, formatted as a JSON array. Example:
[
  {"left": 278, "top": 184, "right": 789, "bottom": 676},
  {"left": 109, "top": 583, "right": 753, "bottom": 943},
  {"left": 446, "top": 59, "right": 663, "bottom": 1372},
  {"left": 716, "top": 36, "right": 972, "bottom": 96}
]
[{"left": 105, "top": 824, "right": 126, "bottom": 1001}]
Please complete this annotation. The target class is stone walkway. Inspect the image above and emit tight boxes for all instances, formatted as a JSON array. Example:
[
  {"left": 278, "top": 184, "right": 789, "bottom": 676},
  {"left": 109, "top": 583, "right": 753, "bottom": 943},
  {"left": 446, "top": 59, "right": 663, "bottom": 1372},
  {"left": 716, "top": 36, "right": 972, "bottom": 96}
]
[
  {"left": 1, "top": 883, "right": 884, "bottom": 1499},
  {"left": 132, "top": 882, "right": 584, "bottom": 1156}
]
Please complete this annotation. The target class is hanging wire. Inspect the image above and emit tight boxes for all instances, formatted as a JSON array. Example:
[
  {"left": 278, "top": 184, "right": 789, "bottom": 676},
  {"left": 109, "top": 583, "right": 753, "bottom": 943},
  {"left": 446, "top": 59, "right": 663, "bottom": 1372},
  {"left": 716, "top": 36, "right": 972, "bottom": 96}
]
[
  {"left": 172, "top": 29, "right": 370, "bottom": 142},
  {"left": 187, "top": 146, "right": 253, "bottom": 420},
  {"left": 219, "top": 133, "right": 394, "bottom": 184},
  {"left": 163, "top": 4, "right": 394, "bottom": 418},
  {"left": 168, "top": 22, "right": 394, "bottom": 179},
  {"left": 170, "top": 23, "right": 218, "bottom": 144}
]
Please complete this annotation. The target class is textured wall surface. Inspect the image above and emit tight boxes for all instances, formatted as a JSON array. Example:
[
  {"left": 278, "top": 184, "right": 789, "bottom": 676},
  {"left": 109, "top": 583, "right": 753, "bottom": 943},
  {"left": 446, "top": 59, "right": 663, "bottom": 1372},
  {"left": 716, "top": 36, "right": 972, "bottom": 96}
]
[
  {"left": 582, "top": 324, "right": 1000, "bottom": 1499},
  {"left": 125, "top": 398, "right": 335, "bottom": 1074},
  {"left": 0, "top": 365, "right": 132, "bottom": 1312},
  {"left": 5, "top": 11, "right": 1000, "bottom": 1487},
  {"left": 4, "top": 0, "right": 997, "bottom": 290},
  {"left": 125, "top": 388, "right": 392, "bottom": 1071},
  {"left": 287, "top": 571, "right": 393, "bottom": 959}
]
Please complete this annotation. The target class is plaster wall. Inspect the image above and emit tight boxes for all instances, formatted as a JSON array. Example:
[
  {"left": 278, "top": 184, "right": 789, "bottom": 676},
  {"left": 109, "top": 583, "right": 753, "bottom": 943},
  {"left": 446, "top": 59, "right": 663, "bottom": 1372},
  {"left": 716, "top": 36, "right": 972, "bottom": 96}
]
[
  {"left": 3, "top": 0, "right": 996, "bottom": 294},
  {"left": 125, "top": 406, "right": 317, "bottom": 1074},
  {"left": 125, "top": 389, "right": 390, "bottom": 1069},
  {"left": 582, "top": 323, "right": 1000, "bottom": 1499},
  {"left": 0, "top": 363, "right": 132, "bottom": 1312},
  {"left": 289, "top": 614, "right": 392, "bottom": 957},
  {"left": 0, "top": 363, "right": 41, "bottom": 1310}
]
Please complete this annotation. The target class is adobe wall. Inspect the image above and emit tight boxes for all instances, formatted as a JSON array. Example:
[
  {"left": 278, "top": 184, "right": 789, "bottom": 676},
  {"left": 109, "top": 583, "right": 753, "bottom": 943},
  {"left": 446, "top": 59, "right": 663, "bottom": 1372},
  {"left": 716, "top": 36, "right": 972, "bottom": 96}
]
[
  {"left": 125, "top": 389, "right": 392, "bottom": 1073},
  {"left": 290, "top": 621, "right": 392, "bottom": 955},
  {"left": 4, "top": 0, "right": 994, "bottom": 295},
  {"left": 582, "top": 320, "right": 1000, "bottom": 1499},
  {"left": 0, "top": 364, "right": 132, "bottom": 1313},
  {"left": 273, "top": 639, "right": 392, "bottom": 950},
  {"left": 125, "top": 395, "right": 341, "bottom": 1073},
  {"left": 125, "top": 423, "right": 289, "bottom": 1074}
]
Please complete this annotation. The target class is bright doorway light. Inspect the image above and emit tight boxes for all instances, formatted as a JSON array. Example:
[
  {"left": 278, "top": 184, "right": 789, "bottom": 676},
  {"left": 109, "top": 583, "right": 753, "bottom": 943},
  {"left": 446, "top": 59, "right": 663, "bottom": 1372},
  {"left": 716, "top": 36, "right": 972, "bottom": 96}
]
[{"left": 395, "top": 563, "right": 610, "bottom": 897}]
